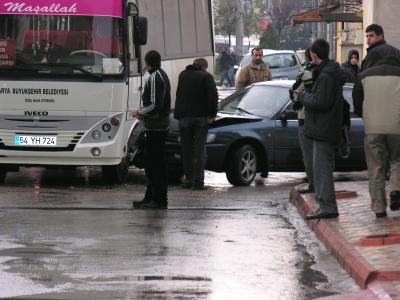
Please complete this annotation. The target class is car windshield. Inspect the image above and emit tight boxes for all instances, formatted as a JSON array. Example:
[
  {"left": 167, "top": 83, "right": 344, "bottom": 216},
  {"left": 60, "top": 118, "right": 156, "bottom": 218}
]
[
  {"left": 241, "top": 53, "right": 297, "bottom": 69},
  {"left": 219, "top": 85, "right": 289, "bottom": 118},
  {"left": 0, "top": 14, "right": 124, "bottom": 76}
]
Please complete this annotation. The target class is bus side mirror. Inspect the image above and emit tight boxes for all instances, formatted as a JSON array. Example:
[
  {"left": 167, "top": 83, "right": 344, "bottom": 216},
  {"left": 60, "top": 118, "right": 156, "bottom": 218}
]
[{"left": 133, "top": 16, "right": 148, "bottom": 46}]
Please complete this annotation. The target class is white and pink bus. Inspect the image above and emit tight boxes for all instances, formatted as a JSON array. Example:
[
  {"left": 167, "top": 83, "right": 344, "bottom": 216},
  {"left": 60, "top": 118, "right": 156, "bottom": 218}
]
[{"left": 0, "top": 0, "right": 214, "bottom": 184}]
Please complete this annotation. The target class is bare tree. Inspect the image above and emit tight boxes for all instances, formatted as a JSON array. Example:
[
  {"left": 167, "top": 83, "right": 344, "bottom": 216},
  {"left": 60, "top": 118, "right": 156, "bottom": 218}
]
[{"left": 266, "top": 0, "right": 306, "bottom": 35}]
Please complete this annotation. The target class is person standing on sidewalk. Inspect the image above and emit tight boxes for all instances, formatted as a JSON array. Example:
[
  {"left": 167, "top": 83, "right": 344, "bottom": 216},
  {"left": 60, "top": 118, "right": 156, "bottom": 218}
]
[
  {"left": 290, "top": 47, "right": 315, "bottom": 194},
  {"left": 298, "top": 39, "right": 348, "bottom": 220},
  {"left": 353, "top": 55, "right": 400, "bottom": 218},
  {"left": 218, "top": 48, "right": 235, "bottom": 87},
  {"left": 131, "top": 50, "right": 171, "bottom": 209},
  {"left": 174, "top": 58, "right": 218, "bottom": 190},
  {"left": 235, "top": 47, "right": 272, "bottom": 91},
  {"left": 341, "top": 49, "right": 360, "bottom": 83},
  {"left": 361, "top": 24, "right": 400, "bottom": 71}
]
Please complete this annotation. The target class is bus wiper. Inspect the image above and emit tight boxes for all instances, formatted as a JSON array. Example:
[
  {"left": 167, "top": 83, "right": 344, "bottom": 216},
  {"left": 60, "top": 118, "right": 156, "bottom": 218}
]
[
  {"left": 31, "top": 63, "right": 103, "bottom": 80},
  {"left": 230, "top": 106, "right": 254, "bottom": 115}
]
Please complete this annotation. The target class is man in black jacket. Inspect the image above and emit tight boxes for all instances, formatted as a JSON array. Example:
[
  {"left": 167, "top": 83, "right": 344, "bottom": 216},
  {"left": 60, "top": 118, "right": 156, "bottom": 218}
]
[
  {"left": 174, "top": 58, "right": 218, "bottom": 190},
  {"left": 361, "top": 24, "right": 400, "bottom": 71},
  {"left": 298, "top": 39, "right": 348, "bottom": 220},
  {"left": 131, "top": 50, "right": 171, "bottom": 209}
]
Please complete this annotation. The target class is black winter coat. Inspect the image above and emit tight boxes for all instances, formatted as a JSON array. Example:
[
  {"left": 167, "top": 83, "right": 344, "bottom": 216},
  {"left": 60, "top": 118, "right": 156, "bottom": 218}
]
[
  {"left": 298, "top": 60, "right": 348, "bottom": 145},
  {"left": 361, "top": 40, "right": 400, "bottom": 71},
  {"left": 341, "top": 61, "right": 359, "bottom": 83},
  {"left": 174, "top": 64, "right": 218, "bottom": 119}
]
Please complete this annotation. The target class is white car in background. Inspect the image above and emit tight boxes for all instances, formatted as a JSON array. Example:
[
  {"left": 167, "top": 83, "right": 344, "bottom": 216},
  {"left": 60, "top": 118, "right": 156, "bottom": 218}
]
[{"left": 235, "top": 49, "right": 303, "bottom": 81}]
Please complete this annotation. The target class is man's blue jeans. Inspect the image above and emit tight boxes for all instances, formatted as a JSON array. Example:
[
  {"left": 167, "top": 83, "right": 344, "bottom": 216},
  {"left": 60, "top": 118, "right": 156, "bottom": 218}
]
[{"left": 178, "top": 117, "right": 208, "bottom": 187}]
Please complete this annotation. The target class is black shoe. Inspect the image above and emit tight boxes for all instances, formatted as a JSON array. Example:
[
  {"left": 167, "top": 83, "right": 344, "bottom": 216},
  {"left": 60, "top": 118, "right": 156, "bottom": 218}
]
[
  {"left": 133, "top": 198, "right": 151, "bottom": 208},
  {"left": 180, "top": 181, "right": 192, "bottom": 189},
  {"left": 140, "top": 201, "right": 168, "bottom": 209},
  {"left": 390, "top": 191, "right": 400, "bottom": 211},
  {"left": 192, "top": 185, "right": 207, "bottom": 190},
  {"left": 376, "top": 211, "right": 388, "bottom": 218},
  {"left": 298, "top": 184, "right": 314, "bottom": 194},
  {"left": 305, "top": 211, "right": 339, "bottom": 220}
]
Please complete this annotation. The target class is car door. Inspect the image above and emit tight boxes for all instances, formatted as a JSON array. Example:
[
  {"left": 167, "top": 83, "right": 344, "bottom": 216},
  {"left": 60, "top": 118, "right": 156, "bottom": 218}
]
[
  {"left": 334, "top": 86, "right": 367, "bottom": 171},
  {"left": 272, "top": 101, "right": 304, "bottom": 171}
]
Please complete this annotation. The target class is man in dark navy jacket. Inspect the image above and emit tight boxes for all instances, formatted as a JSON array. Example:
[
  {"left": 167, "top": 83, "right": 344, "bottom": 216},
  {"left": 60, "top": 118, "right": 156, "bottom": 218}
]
[
  {"left": 174, "top": 58, "right": 218, "bottom": 190},
  {"left": 298, "top": 39, "right": 348, "bottom": 220}
]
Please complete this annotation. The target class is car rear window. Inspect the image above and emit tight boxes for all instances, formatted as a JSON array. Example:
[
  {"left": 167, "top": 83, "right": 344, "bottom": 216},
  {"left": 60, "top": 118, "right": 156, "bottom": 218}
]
[
  {"left": 264, "top": 54, "right": 297, "bottom": 68},
  {"left": 240, "top": 53, "right": 297, "bottom": 69}
]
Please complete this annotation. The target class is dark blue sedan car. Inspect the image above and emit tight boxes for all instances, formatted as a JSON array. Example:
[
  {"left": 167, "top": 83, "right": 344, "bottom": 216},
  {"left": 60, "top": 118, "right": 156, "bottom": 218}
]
[{"left": 166, "top": 80, "right": 366, "bottom": 186}]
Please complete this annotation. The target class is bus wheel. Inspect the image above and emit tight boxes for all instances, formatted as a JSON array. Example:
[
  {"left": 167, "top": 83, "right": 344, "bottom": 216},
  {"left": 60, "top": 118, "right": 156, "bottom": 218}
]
[
  {"left": 102, "top": 157, "right": 129, "bottom": 184},
  {"left": 0, "top": 169, "right": 7, "bottom": 184}
]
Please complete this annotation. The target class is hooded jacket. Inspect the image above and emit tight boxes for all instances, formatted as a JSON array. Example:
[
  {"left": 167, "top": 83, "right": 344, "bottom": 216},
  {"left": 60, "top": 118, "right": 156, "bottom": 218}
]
[
  {"left": 353, "top": 55, "right": 400, "bottom": 135},
  {"left": 341, "top": 50, "right": 360, "bottom": 83},
  {"left": 174, "top": 63, "right": 218, "bottom": 119},
  {"left": 298, "top": 60, "right": 348, "bottom": 145},
  {"left": 361, "top": 40, "right": 400, "bottom": 71}
]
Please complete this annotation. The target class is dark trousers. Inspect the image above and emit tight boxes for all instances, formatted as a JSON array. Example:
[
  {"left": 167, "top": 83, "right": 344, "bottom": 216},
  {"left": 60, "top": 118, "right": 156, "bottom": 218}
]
[
  {"left": 220, "top": 69, "right": 233, "bottom": 87},
  {"left": 144, "top": 130, "right": 168, "bottom": 204},
  {"left": 305, "top": 136, "right": 338, "bottom": 214},
  {"left": 298, "top": 124, "right": 313, "bottom": 186},
  {"left": 179, "top": 117, "right": 208, "bottom": 187}
]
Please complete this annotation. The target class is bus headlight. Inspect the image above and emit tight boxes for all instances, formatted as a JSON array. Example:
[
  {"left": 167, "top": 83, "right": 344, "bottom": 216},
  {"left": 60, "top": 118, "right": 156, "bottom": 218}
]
[
  {"left": 92, "top": 130, "right": 101, "bottom": 140},
  {"left": 102, "top": 123, "right": 112, "bottom": 132},
  {"left": 81, "top": 113, "right": 123, "bottom": 144}
]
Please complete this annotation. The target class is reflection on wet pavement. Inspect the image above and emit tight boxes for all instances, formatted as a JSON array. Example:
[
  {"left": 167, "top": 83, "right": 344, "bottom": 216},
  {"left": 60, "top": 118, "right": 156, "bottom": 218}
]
[{"left": 0, "top": 167, "right": 361, "bottom": 299}]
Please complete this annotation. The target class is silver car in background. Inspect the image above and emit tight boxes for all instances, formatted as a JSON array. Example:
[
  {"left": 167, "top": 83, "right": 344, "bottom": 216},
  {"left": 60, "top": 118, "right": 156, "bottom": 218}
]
[{"left": 235, "top": 49, "right": 303, "bottom": 80}]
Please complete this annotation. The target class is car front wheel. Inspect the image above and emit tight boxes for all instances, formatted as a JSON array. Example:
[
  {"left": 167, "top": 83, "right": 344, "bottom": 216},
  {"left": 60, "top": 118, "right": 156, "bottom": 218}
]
[
  {"left": 0, "top": 169, "right": 7, "bottom": 184},
  {"left": 226, "top": 144, "right": 257, "bottom": 186}
]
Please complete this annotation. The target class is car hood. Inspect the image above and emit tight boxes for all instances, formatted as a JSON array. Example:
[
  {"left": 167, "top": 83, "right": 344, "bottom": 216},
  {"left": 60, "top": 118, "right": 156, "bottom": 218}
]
[{"left": 211, "top": 112, "right": 263, "bottom": 128}]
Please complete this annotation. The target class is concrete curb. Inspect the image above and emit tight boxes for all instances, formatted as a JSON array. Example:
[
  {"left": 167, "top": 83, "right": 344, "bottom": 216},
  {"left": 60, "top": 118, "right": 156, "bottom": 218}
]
[
  {"left": 290, "top": 187, "right": 400, "bottom": 299},
  {"left": 289, "top": 188, "right": 376, "bottom": 288}
]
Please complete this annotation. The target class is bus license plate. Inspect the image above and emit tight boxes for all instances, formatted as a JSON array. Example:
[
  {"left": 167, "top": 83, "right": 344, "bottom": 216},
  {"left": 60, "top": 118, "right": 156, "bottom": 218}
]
[{"left": 15, "top": 135, "right": 57, "bottom": 146}]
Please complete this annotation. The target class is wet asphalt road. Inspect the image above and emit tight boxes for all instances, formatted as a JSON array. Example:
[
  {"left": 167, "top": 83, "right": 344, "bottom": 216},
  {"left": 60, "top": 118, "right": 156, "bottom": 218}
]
[{"left": 0, "top": 167, "right": 361, "bottom": 299}]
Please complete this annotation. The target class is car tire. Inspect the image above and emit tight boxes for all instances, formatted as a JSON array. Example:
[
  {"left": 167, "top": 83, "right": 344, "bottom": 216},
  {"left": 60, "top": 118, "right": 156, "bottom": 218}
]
[
  {"left": 168, "top": 168, "right": 184, "bottom": 184},
  {"left": 0, "top": 169, "right": 7, "bottom": 184},
  {"left": 226, "top": 144, "right": 257, "bottom": 186},
  {"left": 102, "top": 156, "right": 129, "bottom": 184}
]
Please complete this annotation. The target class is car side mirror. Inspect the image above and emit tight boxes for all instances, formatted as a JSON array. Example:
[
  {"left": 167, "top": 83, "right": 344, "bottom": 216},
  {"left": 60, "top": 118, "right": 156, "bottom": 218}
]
[{"left": 280, "top": 110, "right": 298, "bottom": 121}]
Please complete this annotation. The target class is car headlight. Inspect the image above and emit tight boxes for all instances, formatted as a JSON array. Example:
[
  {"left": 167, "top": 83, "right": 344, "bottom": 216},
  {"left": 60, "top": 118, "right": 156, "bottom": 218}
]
[{"left": 206, "top": 133, "right": 216, "bottom": 143}]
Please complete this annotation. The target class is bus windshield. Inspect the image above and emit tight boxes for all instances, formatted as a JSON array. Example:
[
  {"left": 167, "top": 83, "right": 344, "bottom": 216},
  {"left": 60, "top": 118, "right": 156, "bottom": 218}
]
[{"left": 0, "top": 14, "right": 125, "bottom": 75}]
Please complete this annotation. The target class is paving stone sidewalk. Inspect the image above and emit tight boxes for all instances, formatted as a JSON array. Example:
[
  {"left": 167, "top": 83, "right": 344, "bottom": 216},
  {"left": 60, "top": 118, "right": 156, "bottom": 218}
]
[{"left": 290, "top": 181, "right": 400, "bottom": 299}]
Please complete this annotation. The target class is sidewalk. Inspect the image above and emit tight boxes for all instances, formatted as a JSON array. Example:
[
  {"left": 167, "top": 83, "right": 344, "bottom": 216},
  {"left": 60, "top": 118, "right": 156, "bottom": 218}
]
[{"left": 290, "top": 180, "right": 400, "bottom": 299}]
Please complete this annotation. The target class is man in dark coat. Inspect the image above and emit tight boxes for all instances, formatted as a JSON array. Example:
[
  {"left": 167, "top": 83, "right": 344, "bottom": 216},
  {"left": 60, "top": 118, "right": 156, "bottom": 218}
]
[
  {"left": 174, "top": 58, "right": 218, "bottom": 189},
  {"left": 341, "top": 49, "right": 360, "bottom": 83},
  {"left": 131, "top": 50, "right": 171, "bottom": 209},
  {"left": 298, "top": 39, "right": 348, "bottom": 220},
  {"left": 361, "top": 24, "right": 400, "bottom": 71},
  {"left": 218, "top": 48, "right": 235, "bottom": 87}
]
